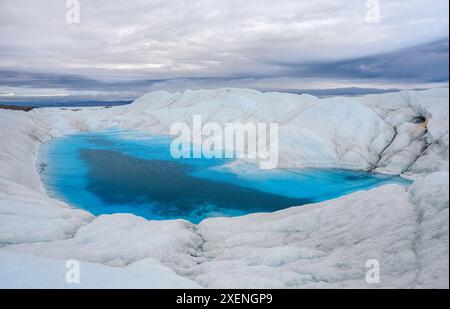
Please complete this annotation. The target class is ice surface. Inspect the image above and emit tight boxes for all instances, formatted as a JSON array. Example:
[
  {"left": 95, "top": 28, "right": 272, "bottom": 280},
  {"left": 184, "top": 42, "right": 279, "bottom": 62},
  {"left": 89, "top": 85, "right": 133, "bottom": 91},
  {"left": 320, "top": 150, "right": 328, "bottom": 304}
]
[
  {"left": 0, "top": 88, "right": 448, "bottom": 288},
  {"left": 0, "top": 250, "right": 200, "bottom": 288}
]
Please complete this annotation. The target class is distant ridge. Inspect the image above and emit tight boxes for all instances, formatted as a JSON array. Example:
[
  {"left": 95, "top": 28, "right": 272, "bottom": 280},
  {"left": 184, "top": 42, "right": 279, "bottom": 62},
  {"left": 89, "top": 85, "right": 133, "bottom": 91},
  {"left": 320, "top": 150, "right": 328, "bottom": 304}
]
[
  {"left": 0, "top": 105, "right": 34, "bottom": 112},
  {"left": 0, "top": 98, "right": 133, "bottom": 108}
]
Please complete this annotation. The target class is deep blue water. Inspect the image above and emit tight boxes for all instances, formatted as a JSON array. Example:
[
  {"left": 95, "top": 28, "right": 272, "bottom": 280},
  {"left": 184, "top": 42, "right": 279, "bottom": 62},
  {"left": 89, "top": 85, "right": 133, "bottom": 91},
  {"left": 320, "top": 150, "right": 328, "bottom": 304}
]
[{"left": 39, "top": 130, "right": 411, "bottom": 223}]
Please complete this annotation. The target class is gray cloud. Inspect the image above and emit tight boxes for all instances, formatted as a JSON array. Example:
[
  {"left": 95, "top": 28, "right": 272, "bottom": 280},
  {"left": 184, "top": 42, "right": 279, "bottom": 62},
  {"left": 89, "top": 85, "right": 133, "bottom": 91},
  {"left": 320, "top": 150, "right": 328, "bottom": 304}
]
[
  {"left": 0, "top": 0, "right": 448, "bottom": 96},
  {"left": 277, "top": 39, "right": 449, "bottom": 82}
]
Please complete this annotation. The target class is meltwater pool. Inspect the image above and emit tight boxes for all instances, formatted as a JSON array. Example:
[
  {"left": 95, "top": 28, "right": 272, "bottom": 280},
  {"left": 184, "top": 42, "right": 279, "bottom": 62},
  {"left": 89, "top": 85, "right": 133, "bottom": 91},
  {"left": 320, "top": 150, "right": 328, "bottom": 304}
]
[{"left": 39, "top": 130, "right": 410, "bottom": 223}]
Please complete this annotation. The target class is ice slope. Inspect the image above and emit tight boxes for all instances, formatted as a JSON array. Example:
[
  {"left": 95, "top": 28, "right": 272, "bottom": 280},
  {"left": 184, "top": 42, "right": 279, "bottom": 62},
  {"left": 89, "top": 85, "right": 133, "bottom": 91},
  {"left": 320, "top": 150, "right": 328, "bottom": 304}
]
[
  {"left": 0, "top": 251, "right": 200, "bottom": 288},
  {"left": 0, "top": 88, "right": 448, "bottom": 288},
  {"left": 119, "top": 87, "right": 448, "bottom": 174}
]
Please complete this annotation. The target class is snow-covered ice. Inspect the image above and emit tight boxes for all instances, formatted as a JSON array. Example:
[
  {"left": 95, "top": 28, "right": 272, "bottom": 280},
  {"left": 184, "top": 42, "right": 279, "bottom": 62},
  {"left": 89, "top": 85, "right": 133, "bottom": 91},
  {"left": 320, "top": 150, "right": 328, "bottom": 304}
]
[{"left": 0, "top": 88, "right": 448, "bottom": 288}]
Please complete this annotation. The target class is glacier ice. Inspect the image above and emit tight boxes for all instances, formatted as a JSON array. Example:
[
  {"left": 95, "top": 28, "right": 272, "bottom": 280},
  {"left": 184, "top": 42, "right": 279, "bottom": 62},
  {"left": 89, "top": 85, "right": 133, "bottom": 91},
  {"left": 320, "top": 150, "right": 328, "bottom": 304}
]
[{"left": 0, "top": 87, "right": 448, "bottom": 288}]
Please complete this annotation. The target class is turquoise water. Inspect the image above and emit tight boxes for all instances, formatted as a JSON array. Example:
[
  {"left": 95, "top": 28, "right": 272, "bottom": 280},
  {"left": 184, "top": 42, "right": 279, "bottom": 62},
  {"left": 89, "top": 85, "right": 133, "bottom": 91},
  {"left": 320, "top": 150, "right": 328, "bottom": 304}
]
[{"left": 40, "top": 130, "right": 411, "bottom": 223}]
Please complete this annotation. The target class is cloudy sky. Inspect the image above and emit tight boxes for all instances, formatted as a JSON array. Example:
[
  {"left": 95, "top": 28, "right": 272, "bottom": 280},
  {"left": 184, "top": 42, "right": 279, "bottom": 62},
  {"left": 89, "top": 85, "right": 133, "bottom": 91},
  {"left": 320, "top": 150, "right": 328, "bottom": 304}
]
[{"left": 0, "top": 0, "right": 448, "bottom": 98}]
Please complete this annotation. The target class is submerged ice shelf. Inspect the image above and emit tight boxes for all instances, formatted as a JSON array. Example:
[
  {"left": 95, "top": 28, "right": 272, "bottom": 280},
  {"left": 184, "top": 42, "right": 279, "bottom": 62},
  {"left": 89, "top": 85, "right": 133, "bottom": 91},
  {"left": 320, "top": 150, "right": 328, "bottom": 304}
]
[{"left": 39, "top": 130, "right": 411, "bottom": 223}]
